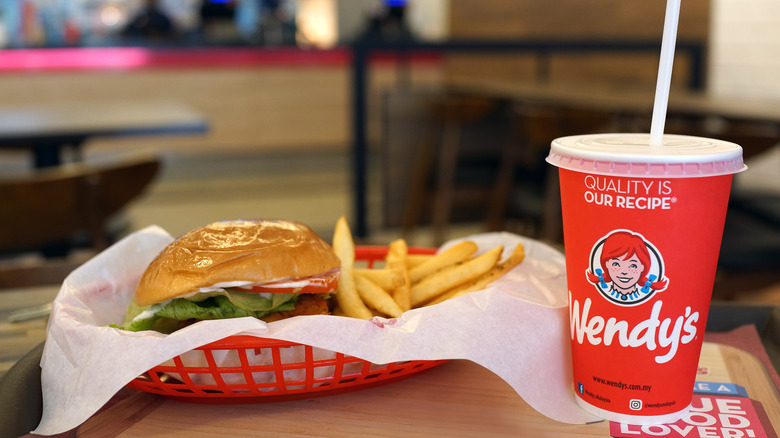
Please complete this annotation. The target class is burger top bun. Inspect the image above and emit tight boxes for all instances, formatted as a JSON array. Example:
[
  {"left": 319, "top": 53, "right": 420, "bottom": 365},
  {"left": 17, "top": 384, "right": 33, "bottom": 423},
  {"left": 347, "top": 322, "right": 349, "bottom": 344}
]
[{"left": 135, "top": 219, "right": 340, "bottom": 306}]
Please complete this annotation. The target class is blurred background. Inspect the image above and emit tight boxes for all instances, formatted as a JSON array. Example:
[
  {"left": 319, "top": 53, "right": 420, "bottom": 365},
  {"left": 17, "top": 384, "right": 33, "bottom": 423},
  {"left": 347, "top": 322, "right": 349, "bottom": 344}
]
[{"left": 0, "top": 0, "right": 778, "bottom": 302}]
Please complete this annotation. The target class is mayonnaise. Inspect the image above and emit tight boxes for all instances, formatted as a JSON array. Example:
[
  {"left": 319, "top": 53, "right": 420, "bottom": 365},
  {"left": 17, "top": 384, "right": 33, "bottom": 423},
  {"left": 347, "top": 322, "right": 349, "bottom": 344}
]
[{"left": 131, "top": 303, "right": 164, "bottom": 324}]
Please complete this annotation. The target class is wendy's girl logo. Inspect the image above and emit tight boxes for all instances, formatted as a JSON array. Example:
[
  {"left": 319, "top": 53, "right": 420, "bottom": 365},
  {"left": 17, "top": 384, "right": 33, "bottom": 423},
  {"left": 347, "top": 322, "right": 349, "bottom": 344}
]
[{"left": 586, "top": 230, "right": 669, "bottom": 306}]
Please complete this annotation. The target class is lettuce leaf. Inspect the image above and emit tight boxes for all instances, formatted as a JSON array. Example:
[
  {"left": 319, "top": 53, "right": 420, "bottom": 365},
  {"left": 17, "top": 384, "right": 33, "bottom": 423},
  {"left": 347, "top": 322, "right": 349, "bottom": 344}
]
[
  {"left": 117, "top": 290, "right": 299, "bottom": 333},
  {"left": 221, "top": 289, "right": 298, "bottom": 312},
  {"left": 157, "top": 296, "right": 258, "bottom": 320}
]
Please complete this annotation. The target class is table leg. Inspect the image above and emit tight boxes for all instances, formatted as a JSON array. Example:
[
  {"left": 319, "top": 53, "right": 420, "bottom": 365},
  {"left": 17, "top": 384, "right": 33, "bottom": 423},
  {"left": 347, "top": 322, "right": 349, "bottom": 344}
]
[
  {"left": 351, "top": 45, "right": 368, "bottom": 239},
  {"left": 32, "top": 143, "right": 63, "bottom": 168}
]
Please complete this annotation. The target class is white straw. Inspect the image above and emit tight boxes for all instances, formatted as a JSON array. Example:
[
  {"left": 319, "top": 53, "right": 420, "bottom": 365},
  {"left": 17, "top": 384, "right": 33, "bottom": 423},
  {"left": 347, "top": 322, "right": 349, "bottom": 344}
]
[{"left": 650, "top": 0, "right": 682, "bottom": 146}]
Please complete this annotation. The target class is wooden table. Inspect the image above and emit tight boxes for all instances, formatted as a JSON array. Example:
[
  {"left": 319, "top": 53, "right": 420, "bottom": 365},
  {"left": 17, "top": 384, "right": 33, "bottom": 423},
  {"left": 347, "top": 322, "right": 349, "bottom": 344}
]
[
  {"left": 0, "top": 285, "right": 59, "bottom": 379},
  {"left": 32, "top": 339, "right": 780, "bottom": 437},
  {"left": 3, "top": 282, "right": 779, "bottom": 436},
  {"left": 445, "top": 77, "right": 780, "bottom": 125},
  {"left": 439, "top": 78, "right": 780, "bottom": 243},
  {"left": 0, "top": 101, "right": 208, "bottom": 168},
  {"left": 443, "top": 78, "right": 780, "bottom": 161}
]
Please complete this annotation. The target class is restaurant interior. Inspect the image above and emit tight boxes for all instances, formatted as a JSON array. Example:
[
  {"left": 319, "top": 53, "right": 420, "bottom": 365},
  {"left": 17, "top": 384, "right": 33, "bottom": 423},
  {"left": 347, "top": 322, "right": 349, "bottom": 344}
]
[{"left": 0, "top": 0, "right": 779, "bottom": 432}]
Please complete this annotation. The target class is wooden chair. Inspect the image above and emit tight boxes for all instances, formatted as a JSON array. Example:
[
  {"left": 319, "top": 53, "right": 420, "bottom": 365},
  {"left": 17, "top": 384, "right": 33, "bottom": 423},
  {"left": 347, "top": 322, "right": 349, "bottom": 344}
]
[
  {"left": 487, "top": 105, "right": 612, "bottom": 242},
  {"left": 0, "top": 151, "right": 161, "bottom": 288},
  {"left": 401, "top": 94, "right": 498, "bottom": 245},
  {"left": 401, "top": 95, "right": 610, "bottom": 246}
]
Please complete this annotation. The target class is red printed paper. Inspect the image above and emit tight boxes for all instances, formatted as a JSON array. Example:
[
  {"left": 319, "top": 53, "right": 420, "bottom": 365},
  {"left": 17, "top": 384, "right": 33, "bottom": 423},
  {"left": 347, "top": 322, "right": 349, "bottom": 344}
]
[
  {"left": 610, "top": 390, "right": 775, "bottom": 438},
  {"left": 560, "top": 169, "right": 734, "bottom": 422}
]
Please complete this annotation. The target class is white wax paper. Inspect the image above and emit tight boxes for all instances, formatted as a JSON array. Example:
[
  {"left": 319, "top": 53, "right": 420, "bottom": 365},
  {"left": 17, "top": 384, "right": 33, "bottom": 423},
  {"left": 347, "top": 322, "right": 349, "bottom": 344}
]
[{"left": 33, "top": 226, "right": 599, "bottom": 435}]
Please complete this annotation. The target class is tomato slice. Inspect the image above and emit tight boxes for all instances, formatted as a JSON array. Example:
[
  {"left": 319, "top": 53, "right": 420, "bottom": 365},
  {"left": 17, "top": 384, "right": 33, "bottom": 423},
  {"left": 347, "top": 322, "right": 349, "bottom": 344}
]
[{"left": 240, "top": 271, "right": 340, "bottom": 295}]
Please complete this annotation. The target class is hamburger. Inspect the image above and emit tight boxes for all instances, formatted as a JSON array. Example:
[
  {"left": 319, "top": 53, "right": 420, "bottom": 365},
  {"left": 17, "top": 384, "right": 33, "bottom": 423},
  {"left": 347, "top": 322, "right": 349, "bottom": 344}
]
[{"left": 117, "top": 219, "right": 340, "bottom": 333}]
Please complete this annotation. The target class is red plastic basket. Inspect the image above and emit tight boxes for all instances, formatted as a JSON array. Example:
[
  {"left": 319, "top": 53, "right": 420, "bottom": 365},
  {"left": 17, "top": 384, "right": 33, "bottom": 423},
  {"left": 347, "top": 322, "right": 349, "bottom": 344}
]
[{"left": 125, "top": 246, "right": 446, "bottom": 403}]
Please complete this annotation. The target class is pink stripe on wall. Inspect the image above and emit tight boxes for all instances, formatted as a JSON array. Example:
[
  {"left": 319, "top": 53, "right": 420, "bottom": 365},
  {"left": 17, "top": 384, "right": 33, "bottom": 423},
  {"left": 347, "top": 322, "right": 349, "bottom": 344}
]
[{"left": 0, "top": 47, "right": 442, "bottom": 72}]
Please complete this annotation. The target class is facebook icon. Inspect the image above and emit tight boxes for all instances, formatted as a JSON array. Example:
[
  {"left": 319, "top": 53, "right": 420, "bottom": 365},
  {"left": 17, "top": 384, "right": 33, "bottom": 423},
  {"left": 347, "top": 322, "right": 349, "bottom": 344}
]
[{"left": 578, "top": 382, "right": 585, "bottom": 395}]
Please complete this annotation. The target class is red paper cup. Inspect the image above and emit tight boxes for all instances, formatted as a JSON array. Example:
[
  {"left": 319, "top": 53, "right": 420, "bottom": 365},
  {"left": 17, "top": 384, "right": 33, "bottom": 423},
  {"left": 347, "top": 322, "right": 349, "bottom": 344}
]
[{"left": 546, "top": 133, "right": 746, "bottom": 424}]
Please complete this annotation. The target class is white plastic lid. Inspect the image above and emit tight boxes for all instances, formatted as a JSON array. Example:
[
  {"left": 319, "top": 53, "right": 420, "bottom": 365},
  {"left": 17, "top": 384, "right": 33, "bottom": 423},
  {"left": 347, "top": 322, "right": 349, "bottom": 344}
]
[{"left": 546, "top": 133, "right": 747, "bottom": 177}]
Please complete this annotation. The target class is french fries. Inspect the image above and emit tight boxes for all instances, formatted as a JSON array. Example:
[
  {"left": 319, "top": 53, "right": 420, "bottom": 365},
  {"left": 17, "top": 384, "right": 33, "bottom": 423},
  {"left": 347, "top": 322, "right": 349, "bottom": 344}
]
[
  {"left": 410, "top": 246, "right": 503, "bottom": 307},
  {"left": 386, "top": 239, "right": 412, "bottom": 311},
  {"left": 427, "top": 243, "right": 526, "bottom": 305},
  {"left": 355, "top": 274, "right": 403, "bottom": 317},
  {"left": 408, "top": 241, "right": 478, "bottom": 283},
  {"left": 332, "top": 216, "right": 374, "bottom": 319},
  {"left": 354, "top": 268, "right": 405, "bottom": 291},
  {"left": 406, "top": 254, "right": 433, "bottom": 269},
  {"left": 330, "top": 217, "right": 526, "bottom": 318}
]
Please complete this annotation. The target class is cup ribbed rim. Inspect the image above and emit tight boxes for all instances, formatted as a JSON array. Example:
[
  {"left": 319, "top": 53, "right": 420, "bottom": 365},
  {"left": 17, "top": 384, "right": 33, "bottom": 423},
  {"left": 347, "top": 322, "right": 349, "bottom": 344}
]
[{"left": 546, "top": 134, "right": 747, "bottom": 177}]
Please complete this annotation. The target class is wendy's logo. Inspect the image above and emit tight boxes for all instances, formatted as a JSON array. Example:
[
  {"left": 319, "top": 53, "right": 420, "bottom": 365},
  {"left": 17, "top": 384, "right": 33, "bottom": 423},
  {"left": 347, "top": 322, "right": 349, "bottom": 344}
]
[{"left": 586, "top": 230, "right": 668, "bottom": 306}]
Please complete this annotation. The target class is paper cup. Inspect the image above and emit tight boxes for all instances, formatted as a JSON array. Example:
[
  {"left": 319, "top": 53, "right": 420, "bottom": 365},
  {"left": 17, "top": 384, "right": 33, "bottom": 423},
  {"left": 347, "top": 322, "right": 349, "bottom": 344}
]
[{"left": 546, "top": 133, "right": 746, "bottom": 425}]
